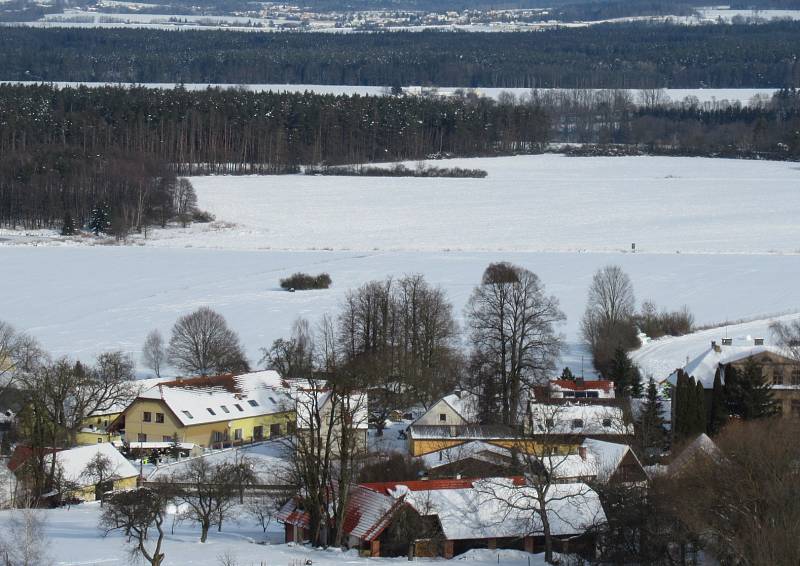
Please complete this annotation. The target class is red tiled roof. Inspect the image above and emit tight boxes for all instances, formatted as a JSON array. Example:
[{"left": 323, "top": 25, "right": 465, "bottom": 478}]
[
  {"left": 551, "top": 379, "right": 614, "bottom": 392},
  {"left": 7, "top": 445, "right": 60, "bottom": 472},
  {"left": 158, "top": 374, "right": 238, "bottom": 392},
  {"left": 361, "top": 476, "right": 525, "bottom": 495}
]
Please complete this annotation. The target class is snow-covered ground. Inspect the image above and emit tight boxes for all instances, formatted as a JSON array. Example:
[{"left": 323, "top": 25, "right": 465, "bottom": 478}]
[
  {"left": 0, "top": 503, "right": 561, "bottom": 565},
  {"left": 181, "top": 155, "right": 800, "bottom": 254},
  {"left": 1, "top": 81, "right": 778, "bottom": 106},
  {"left": 1, "top": 155, "right": 798, "bottom": 376}
]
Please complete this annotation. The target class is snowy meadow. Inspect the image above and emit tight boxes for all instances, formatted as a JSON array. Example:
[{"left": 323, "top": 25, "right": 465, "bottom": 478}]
[{"left": 1, "top": 154, "right": 799, "bottom": 377}]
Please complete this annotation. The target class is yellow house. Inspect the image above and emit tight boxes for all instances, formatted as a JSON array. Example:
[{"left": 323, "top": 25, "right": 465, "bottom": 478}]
[
  {"left": 407, "top": 424, "right": 579, "bottom": 457},
  {"left": 113, "top": 371, "right": 295, "bottom": 449},
  {"left": 77, "top": 409, "right": 124, "bottom": 445},
  {"left": 45, "top": 443, "right": 139, "bottom": 502}
]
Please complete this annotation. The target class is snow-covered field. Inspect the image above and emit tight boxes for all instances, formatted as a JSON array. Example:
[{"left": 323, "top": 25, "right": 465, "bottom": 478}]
[
  {"left": 0, "top": 503, "right": 559, "bottom": 566},
  {"left": 1, "top": 155, "right": 798, "bottom": 378},
  {"left": 183, "top": 155, "right": 800, "bottom": 254},
  {"left": 2, "top": 81, "right": 778, "bottom": 106}
]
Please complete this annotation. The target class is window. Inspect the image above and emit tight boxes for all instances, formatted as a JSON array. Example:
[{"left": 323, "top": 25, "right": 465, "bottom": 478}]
[
  {"left": 247, "top": 399, "right": 259, "bottom": 407},
  {"left": 213, "top": 431, "right": 225, "bottom": 443},
  {"left": 155, "top": 412, "right": 164, "bottom": 423},
  {"left": 97, "top": 438, "right": 103, "bottom": 443},
  {"left": 545, "top": 418, "right": 555, "bottom": 428},
  {"left": 137, "top": 433, "right": 147, "bottom": 442},
  {"left": 439, "top": 413, "right": 447, "bottom": 422},
  {"left": 142, "top": 411, "right": 152, "bottom": 422},
  {"left": 234, "top": 404, "right": 244, "bottom": 412},
  {"left": 773, "top": 368, "right": 784, "bottom": 386},
  {"left": 792, "top": 400, "right": 800, "bottom": 418},
  {"left": 586, "top": 391, "right": 599, "bottom": 398},
  {"left": 270, "top": 423, "right": 281, "bottom": 437},
  {"left": 220, "top": 405, "right": 230, "bottom": 414},
  {"left": 253, "top": 425, "right": 264, "bottom": 440},
  {"left": 182, "top": 410, "right": 194, "bottom": 419},
  {"left": 268, "top": 397, "right": 276, "bottom": 403},
  {"left": 602, "top": 418, "right": 612, "bottom": 427},
  {"left": 287, "top": 421, "right": 296, "bottom": 434},
  {"left": 234, "top": 428, "right": 243, "bottom": 441},
  {"left": 792, "top": 368, "right": 800, "bottom": 386},
  {"left": 162, "top": 435, "right": 173, "bottom": 442},
  {"left": 206, "top": 408, "right": 216, "bottom": 416},
  {"left": 572, "top": 419, "right": 584, "bottom": 429}
]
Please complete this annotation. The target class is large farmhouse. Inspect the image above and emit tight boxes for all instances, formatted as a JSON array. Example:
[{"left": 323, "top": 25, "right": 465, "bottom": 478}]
[{"left": 111, "top": 371, "right": 294, "bottom": 448}]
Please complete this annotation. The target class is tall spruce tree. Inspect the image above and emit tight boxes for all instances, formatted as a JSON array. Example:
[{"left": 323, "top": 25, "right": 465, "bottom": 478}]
[
  {"left": 726, "top": 359, "right": 778, "bottom": 420},
  {"left": 692, "top": 378, "right": 707, "bottom": 435},
  {"left": 673, "top": 369, "right": 689, "bottom": 438},
  {"left": 635, "top": 377, "right": 666, "bottom": 463},
  {"left": 61, "top": 213, "right": 76, "bottom": 236},
  {"left": 89, "top": 203, "right": 110, "bottom": 235},
  {"left": 709, "top": 367, "right": 727, "bottom": 435},
  {"left": 609, "top": 346, "right": 642, "bottom": 398}
]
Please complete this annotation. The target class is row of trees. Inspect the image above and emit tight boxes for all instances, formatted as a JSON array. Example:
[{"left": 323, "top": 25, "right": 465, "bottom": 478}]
[
  {"left": 673, "top": 358, "right": 779, "bottom": 438},
  {"left": 3, "top": 24, "right": 800, "bottom": 87}
]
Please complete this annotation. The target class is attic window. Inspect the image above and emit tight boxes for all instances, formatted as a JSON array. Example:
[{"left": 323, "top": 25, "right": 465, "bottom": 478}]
[
  {"left": 234, "top": 404, "right": 244, "bottom": 412},
  {"left": 602, "top": 418, "right": 612, "bottom": 427},
  {"left": 572, "top": 419, "right": 584, "bottom": 429},
  {"left": 220, "top": 406, "right": 230, "bottom": 414},
  {"left": 207, "top": 408, "right": 216, "bottom": 416},
  {"left": 182, "top": 410, "right": 194, "bottom": 419},
  {"left": 247, "top": 399, "right": 259, "bottom": 407}
]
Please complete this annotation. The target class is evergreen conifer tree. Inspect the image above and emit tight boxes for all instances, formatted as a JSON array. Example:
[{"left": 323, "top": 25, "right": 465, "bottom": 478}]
[
  {"left": 88, "top": 203, "right": 110, "bottom": 235},
  {"left": 693, "top": 378, "right": 707, "bottom": 434},
  {"left": 709, "top": 367, "right": 727, "bottom": 435},
  {"left": 609, "top": 346, "right": 642, "bottom": 397},
  {"left": 61, "top": 212, "right": 76, "bottom": 236},
  {"left": 560, "top": 367, "right": 575, "bottom": 380},
  {"left": 635, "top": 377, "right": 665, "bottom": 463},
  {"left": 673, "top": 369, "right": 689, "bottom": 438},
  {"left": 732, "top": 359, "right": 779, "bottom": 420}
]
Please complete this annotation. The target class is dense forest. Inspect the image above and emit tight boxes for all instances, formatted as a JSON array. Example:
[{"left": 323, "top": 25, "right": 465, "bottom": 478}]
[
  {"left": 1, "top": 84, "right": 799, "bottom": 232},
  {"left": 1, "top": 24, "right": 800, "bottom": 87}
]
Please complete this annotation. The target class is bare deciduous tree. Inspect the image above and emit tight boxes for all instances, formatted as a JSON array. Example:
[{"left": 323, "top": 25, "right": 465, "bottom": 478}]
[
  {"left": 101, "top": 485, "right": 174, "bottom": 566},
  {"left": 466, "top": 262, "right": 565, "bottom": 426},
  {"left": 771, "top": 318, "right": 800, "bottom": 361},
  {"left": 172, "top": 458, "right": 236, "bottom": 543},
  {"left": 0, "top": 320, "right": 45, "bottom": 396},
  {"left": 0, "top": 508, "right": 51, "bottom": 566},
  {"left": 581, "top": 265, "right": 638, "bottom": 376},
  {"left": 167, "top": 307, "right": 249, "bottom": 376},
  {"left": 81, "top": 452, "right": 118, "bottom": 505},
  {"left": 142, "top": 330, "right": 166, "bottom": 378}
]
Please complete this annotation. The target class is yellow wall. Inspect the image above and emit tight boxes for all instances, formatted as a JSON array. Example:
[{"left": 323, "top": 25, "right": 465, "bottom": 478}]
[
  {"left": 410, "top": 437, "right": 578, "bottom": 457},
  {"left": 76, "top": 430, "right": 122, "bottom": 446},
  {"left": 74, "top": 475, "right": 138, "bottom": 502},
  {"left": 123, "top": 398, "right": 295, "bottom": 447}
]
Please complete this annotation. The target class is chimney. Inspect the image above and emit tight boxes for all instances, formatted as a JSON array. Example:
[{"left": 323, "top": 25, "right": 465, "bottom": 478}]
[
  {"left": 578, "top": 446, "right": 587, "bottom": 461},
  {"left": 754, "top": 338, "right": 764, "bottom": 346},
  {"left": 711, "top": 341, "right": 721, "bottom": 353},
  {"left": 453, "top": 389, "right": 462, "bottom": 399}
]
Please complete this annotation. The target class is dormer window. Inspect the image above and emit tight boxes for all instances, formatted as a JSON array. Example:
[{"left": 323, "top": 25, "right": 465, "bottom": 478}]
[
  {"left": 220, "top": 405, "right": 230, "bottom": 414},
  {"left": 207, "top": 408, "right": 216, "bottom": 416},
  {"left": 234, "top": 404, "right": 244, "bottom": 412},
  {"left": 182, "top": 410, "right": 193, "bottom": 419},
  {"left": 247, "top": 399, "right": 259, "bottom": 407}
]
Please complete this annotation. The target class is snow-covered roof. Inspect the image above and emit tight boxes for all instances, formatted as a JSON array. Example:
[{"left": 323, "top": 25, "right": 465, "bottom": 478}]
[
  {"left": 528, "top": 404, "right": 632, "bottom": 436},
  {"left": 668, "top": 433, "right": 721, "bottom": 475},
  {"left": 90, "top": 376, "right": 174, "bottom": 417},
  {"left": 138, "top": 371, "right": 290, "bottom": 426},
  {"left": 420, "top": 441, "right": 513, "bottom": 470},
  {"left": 396, "top": 479, "right": 605, "bottom": 540},
  {"left": 47, "top": 444, "right": 138, "bottom": 486},
  {"left": 440, "top": 391, "right": 479, "bottom": 421},
  {"left": 666, "top": 339, "right": 790, "bottom": 389},
  {"left": 147, "top": 439, "right": 290, "bottom": 484},
  {"left": 409, "top": 424, "right": 518, "bottom": 441}
]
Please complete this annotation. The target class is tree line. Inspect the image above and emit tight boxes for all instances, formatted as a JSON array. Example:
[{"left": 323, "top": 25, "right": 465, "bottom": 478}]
[{"left": 2, "top": 24, "right": 800, "bottom": 88}]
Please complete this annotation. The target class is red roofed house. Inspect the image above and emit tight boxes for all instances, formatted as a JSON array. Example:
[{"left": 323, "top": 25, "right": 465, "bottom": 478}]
[
  {"left": 277, "top": 476, "right": 605, "bottom": 559},
  {"left": 548, "top": 379, "right": 615, "bottom": 399}
]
